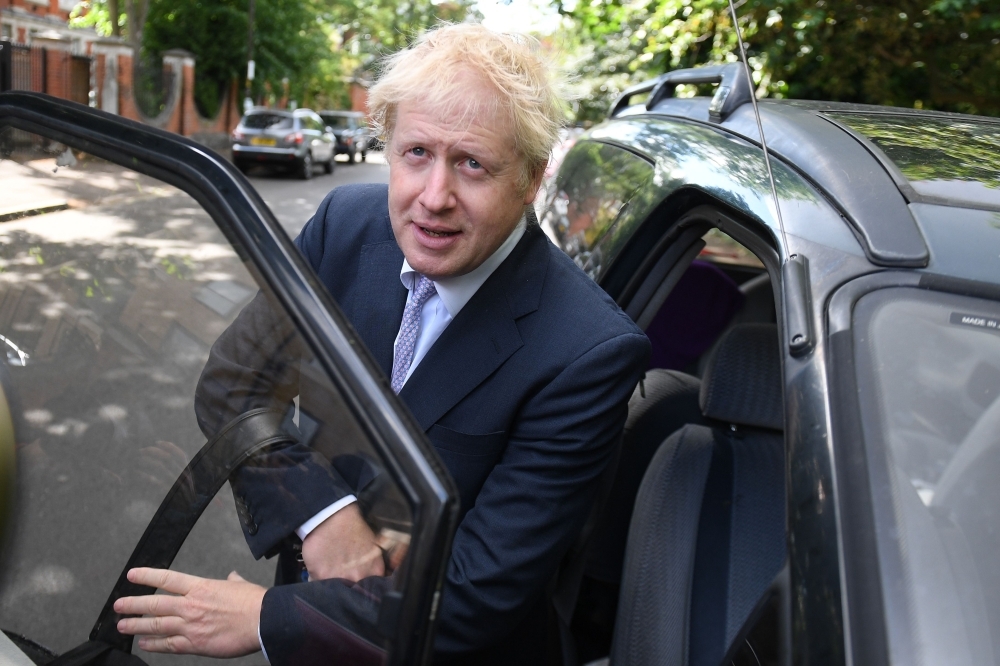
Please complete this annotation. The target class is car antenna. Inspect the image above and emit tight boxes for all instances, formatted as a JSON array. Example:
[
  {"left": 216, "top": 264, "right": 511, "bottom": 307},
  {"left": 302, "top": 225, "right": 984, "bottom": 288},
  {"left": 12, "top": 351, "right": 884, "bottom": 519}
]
[{"left": 726, "top": 0, "right": 789, "bottom": 255}]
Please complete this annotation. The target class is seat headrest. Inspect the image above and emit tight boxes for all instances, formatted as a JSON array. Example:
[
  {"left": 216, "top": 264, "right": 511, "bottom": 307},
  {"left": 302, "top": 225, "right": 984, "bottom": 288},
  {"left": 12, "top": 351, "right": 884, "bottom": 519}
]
[{"left": 699, "top": 323, "right": 783, "bottom": 431}]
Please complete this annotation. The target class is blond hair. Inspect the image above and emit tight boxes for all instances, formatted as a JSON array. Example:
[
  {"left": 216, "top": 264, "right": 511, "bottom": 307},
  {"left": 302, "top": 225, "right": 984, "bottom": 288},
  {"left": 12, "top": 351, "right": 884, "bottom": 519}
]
[{"left": 368, "top": 23, "right": 565, "bottom": 193}]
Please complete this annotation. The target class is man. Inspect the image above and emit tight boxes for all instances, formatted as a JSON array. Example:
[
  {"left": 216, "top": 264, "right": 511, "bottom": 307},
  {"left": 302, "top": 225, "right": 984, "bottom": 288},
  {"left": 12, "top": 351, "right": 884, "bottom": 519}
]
[{"left": 115, "top": 24, "right": 649, "bottom": 664}]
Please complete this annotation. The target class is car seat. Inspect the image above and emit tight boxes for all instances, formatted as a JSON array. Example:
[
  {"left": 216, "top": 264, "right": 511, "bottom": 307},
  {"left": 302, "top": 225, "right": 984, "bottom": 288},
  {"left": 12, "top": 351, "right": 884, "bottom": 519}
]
[
  {"left": 565, "top": 369, "right": 705, "bottom": 663},
  {"left": 609, "top": 323, "right": 785, "bottom": 666}
]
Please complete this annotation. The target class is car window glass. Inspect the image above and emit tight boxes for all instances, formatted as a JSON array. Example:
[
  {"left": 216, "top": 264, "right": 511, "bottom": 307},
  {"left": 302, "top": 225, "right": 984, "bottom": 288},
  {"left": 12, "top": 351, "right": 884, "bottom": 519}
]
[
  {"left": 0, "top": 128, "right": 413, "bottom": 665},
  {"left": 242, "top": 114, "right": 293, "bottom": 131},
  {"left": 852, "top": 287, "right": 1000, "bottom": 666},
  {"left": 539, "top": 140, "right": 654, "bottom": 274},
  {"left": 322, "top": 115, "right": 351, "bottom": 130}
]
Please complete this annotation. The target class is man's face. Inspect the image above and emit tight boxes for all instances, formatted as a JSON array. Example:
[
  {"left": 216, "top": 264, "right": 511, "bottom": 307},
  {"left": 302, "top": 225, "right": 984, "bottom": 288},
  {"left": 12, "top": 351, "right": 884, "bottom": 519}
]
[{"left": 387, "top": 83, "right": 539, "bottom": 280}]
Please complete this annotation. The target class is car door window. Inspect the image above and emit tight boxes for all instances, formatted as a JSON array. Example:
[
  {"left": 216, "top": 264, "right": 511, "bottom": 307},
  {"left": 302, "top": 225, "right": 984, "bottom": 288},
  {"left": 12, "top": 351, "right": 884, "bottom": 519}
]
[{"left": 0, "top": 105, "right": 453, "bottom": 665}]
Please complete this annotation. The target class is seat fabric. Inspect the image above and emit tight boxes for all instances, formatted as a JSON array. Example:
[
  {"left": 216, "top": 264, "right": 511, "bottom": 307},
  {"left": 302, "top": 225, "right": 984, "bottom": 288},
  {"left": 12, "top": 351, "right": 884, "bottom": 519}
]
[
  {"left": 609, "top": 323, "right": 785, "bottom": 666},
  {"left": 586, "top": 369, "right": 705, "bottom": 584}
]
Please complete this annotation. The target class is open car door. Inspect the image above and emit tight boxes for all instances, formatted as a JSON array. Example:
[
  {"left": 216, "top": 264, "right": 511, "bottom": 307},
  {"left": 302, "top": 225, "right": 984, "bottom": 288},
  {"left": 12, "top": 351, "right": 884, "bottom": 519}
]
[{"left": 0, "top": 92, "right": 458, "bottom": 666}]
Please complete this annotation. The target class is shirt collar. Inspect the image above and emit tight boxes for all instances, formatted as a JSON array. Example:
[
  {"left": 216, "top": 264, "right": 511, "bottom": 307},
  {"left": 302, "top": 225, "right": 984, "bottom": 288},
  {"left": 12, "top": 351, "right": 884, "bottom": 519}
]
[{"left": 400, "top": 214, "right": 527, "bottom": 318}]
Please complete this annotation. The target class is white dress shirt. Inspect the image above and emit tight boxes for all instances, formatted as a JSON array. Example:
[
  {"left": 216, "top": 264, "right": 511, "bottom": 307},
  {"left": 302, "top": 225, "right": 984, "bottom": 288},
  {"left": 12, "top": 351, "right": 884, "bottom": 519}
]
[{"left": 260, "top": 217, "right": 528, "bottom": 660}]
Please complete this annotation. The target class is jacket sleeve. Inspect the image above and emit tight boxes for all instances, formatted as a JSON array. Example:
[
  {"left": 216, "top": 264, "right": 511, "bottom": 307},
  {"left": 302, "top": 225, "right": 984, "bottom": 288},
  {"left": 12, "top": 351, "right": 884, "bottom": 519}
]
[
  {"left": 431, "top": 330, "right": 649, "bottom": 655},
  {"left": 256, "top": 330, "right": 650, "bottom": 660},
  {"left": 194, "top": 288, "right": 354, "bottom": 560}
]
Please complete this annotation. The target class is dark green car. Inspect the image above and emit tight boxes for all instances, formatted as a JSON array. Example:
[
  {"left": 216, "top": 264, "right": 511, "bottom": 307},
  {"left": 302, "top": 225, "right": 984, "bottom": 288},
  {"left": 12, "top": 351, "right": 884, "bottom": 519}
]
[{"left": 0, "top": 59, "right": 999, "bottom": 666}]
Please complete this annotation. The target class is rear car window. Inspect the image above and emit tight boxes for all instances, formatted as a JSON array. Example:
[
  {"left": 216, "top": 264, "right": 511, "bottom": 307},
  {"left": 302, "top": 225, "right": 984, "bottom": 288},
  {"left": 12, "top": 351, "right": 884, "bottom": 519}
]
[
  {"left": 241, "top": 113, "right": 293, "bottom": 130},
  {"left": 321, "top": 115, "right": 352, "bottom": 130},
  {"left": 540, "top": 140, "right": 654, "bottom": 275},
  {"left": 852, "top": 287, "right": 1000, "bottom": 666},
  {"left": 825, "top": 112, "right": 1000, "bottom": 209}
]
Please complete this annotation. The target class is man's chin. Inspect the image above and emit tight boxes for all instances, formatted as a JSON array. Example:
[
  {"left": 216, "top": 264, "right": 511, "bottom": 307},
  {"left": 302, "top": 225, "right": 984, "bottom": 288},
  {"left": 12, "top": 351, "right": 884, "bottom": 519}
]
[{"left": 404, "top": 253, "right": 462, "bottom": 280}]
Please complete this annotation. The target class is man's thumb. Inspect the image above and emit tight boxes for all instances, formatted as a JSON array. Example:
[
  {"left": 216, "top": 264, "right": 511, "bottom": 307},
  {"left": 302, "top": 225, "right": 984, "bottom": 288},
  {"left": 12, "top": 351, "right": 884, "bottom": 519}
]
[{"left": 227, "top": 571, "right": 246, "bottom": 582}]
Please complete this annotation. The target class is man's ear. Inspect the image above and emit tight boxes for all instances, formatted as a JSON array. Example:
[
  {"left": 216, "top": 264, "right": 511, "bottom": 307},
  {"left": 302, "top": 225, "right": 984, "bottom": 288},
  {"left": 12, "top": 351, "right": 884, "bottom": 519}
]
[{"left": 521, "top": 165, "right": 546, "bottom": 205}]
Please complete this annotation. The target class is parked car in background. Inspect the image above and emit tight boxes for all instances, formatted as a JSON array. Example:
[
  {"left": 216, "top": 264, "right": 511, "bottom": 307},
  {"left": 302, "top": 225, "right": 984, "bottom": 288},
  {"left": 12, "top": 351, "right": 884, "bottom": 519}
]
[
  {"left": 319, "top": 110, "right": 372, "bottom": 164},
  {"left": 231, "top": 107, "right": 335, "bottom": 179}
]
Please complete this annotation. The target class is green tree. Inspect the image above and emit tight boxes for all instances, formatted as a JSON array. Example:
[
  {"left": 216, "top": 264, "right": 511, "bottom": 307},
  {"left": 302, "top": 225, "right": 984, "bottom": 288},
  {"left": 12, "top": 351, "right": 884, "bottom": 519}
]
[
  {"left": 74, "top": 0, "right": 477, "bottom": 115},
  {"left": 557, "top": 0, "right": 1000, "bottom": 122},
  {"left": 142, "top": 0, "right": 333, "bottom": 116}
]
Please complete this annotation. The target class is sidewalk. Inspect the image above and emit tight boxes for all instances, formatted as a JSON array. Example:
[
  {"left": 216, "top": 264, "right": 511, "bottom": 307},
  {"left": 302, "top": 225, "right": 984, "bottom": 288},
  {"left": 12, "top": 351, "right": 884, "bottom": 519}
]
[{"left": 0, "top": 156, "right": 170, "bottom": 222}]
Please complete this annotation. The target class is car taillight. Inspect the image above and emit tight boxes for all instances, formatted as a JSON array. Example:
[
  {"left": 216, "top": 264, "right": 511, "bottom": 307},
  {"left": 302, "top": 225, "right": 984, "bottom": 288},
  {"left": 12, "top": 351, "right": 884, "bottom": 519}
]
[{"left": 285, "top": 132, "right": 304, "bottom": 145}]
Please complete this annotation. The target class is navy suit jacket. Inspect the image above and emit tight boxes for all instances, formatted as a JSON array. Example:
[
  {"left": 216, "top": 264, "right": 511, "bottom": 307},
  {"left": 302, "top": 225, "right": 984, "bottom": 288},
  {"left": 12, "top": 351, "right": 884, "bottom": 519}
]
[{"left": 195, "top": 183, "right": 650, "bottom": 663}]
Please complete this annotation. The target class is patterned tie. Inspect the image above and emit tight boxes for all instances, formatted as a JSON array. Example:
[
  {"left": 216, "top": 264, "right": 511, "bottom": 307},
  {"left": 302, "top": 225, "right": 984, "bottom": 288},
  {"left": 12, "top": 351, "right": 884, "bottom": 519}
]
[{"left": 391, "top": 274, "right": 437, "bottom": 393}]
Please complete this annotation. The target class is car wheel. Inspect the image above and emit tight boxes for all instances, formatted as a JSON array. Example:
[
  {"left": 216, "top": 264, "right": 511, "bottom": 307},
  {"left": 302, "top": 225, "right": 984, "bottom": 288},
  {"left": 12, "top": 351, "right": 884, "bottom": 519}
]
[
  {"left": 323, "top": 155, "right": 334, "bottom": 174},
  {"left": 298, "top": 152, "right": 313, "bottom": 180},
  {"left": 361, "top": 149, "right": 367, "bottom": 162},
  {"left": 347, "top": 148, "right": 356, "bottom": 165}
]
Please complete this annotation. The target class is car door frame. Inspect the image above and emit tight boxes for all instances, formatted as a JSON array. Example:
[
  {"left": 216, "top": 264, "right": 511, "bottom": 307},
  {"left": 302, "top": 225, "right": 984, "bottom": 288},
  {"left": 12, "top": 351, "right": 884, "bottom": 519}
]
[
  {"left": 565, "top": 129, "right": 860, "bottom": 665},
  {"left": 0, "top": 91, "right": 460, "bottom": 666}
]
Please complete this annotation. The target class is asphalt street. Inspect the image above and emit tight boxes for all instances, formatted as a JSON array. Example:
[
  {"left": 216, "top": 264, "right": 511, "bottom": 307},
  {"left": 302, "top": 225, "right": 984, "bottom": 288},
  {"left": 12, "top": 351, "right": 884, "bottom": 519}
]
[{"left": 244, "top": 151, "right": 390, "bottom": 237}]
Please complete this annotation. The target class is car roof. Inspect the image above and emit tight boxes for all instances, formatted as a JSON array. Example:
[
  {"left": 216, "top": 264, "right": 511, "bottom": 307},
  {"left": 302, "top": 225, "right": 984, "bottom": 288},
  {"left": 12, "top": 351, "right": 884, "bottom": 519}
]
[
  {"left": 245, "top": 107, "right": 292, "bottom": 116},
  {"left": 603, "top": 66, "right": 1000, "bottom": 271},
  {"left": 319, "top": 110, "right": 364, "bottom": 117}
]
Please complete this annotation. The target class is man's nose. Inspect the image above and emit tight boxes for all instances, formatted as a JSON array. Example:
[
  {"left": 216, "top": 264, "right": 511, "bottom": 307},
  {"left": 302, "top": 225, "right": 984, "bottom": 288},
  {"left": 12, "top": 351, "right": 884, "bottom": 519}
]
[{"left": 417, "top": 160, "right": 456, "bottom": 212}]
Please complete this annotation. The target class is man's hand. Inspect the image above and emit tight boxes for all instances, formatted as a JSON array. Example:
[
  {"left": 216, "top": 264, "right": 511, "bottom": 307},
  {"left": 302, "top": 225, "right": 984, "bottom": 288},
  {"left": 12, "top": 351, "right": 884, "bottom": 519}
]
[
  {"left": 115, "top": 568, "right": 265, "bottom": 657},
  {"left": 301, "top": 503, "right": 385, "bottom": 581}
]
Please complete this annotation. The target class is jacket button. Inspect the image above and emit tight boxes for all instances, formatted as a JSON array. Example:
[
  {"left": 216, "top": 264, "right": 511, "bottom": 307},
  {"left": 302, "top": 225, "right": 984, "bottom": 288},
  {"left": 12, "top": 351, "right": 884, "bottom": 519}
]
[{"left": 248, "top": 521, "right": 258, "bottom": 536}]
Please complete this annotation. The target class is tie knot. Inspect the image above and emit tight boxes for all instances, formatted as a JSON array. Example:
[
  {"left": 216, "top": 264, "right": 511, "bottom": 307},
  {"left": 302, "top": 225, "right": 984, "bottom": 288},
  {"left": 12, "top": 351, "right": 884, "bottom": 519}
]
[{"left": 412, "top": 274, "right": 436, "bottom": 307}]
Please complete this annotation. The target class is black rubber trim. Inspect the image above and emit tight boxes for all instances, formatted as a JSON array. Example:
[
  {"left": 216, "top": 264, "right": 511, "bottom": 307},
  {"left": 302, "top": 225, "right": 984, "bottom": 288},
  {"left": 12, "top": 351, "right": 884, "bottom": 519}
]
[
  {"left": 825, "top": 272, "right": 924, "bottom": 666},
  {"left": 89, "top": 408, "right": 293, "bottom": 650},
  {"left": 918, "top": 273, "right": 1000, "bottom": 301}
]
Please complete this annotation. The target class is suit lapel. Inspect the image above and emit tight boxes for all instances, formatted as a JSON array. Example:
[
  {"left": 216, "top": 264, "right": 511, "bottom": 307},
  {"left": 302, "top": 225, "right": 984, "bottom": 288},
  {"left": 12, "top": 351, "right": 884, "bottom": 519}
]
[
  {"left": 399, "top": 224, "right": 551, "bottom": 431},
  {"left": 353, "top": 240, "right": 407, "bottom": 377}
]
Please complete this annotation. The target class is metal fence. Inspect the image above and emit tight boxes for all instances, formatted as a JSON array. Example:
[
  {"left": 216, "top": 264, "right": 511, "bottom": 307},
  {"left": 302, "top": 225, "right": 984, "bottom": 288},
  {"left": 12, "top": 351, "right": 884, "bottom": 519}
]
[
  {"left": 0, "top": 41, "right": 91, "bottom": 156},
  {"left": 133, "top": 54, "right": 175, "bottom": 118},
  {"left": 1, "top": 41, "right": 46, "bottom": 93}
]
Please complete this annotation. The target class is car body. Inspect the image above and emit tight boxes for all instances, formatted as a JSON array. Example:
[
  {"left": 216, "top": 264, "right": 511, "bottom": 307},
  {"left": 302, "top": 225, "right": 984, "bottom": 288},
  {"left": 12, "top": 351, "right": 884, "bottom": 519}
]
[
  {"left": 231, "top": 107, "right": 335, "bottom": 179},
  {"left": 318, "top": 110, "right": 372, "bottom": 164},
  {"left": 1, "top": 57, "right": 999, "bottom": 666}
]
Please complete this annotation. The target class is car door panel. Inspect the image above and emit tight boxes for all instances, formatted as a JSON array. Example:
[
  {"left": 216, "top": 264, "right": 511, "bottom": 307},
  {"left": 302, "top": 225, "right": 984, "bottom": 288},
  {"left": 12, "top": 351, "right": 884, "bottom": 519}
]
[{"left": 0, "top": 92, "right": 458, "bottom": 666}]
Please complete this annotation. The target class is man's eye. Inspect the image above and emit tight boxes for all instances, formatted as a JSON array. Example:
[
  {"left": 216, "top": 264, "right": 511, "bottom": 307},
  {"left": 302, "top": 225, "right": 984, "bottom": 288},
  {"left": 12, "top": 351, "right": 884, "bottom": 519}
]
[
  {"left": 411, "top": 147, "right": 425, "bottom": 157},
  {"left": 467, "top": 158, "right": 482, "bottom": 169}
]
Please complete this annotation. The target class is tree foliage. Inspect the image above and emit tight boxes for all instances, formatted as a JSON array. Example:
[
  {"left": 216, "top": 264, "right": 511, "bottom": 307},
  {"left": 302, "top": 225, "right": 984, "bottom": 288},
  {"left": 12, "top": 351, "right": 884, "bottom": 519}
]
[
  {"left": 557, "top": 0, "right": 1000, "bottom": 122},
  {"left": 73, "top": 0, "right": 476, "bottom": 116},
  {"left": 142, "top": 0, "right": 333, "bottom": 116}
]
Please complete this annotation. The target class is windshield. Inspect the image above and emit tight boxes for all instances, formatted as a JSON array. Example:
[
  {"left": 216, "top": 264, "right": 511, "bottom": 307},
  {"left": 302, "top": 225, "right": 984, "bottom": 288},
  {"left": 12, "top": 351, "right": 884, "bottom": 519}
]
[
  {"left": 852, "top": 287, "right": 1000, "bottom": 666},
  {"left": 321, "top": 115, "right": 352, "bottom": 130},
  {"left": 825, "top": 112, "right": 1000, "bottom": 209},
  {"left": 241, "top": 113, "right": 293, "bottom": 130}
]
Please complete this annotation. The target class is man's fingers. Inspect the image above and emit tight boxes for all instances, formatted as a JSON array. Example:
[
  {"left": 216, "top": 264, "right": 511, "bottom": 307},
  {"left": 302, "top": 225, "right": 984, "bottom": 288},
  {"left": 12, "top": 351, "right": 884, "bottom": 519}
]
[
  {"left": 117, "top": 614, "right": 185, "bottom": 637},
  {"left": 126, "top": 568, "right": 195, "bottom": 595},
  {"left": 137, "top": 635, "right": 194, "bottom": 654},
  {"left": 114, "top": 592, "right": 183, "bottom": 617}
]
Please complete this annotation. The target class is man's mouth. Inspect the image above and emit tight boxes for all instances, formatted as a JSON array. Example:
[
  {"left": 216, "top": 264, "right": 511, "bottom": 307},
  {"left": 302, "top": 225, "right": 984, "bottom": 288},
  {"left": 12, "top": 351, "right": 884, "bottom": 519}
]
[{"left": 419, "top": 225, "right": 458, "bottom": 238}]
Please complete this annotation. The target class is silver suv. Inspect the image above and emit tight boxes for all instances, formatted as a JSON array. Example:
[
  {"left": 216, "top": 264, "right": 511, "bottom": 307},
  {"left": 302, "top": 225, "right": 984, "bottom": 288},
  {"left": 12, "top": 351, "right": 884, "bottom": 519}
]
[{"left": 231, "top": 108, "right": 335, "bottom": 179}]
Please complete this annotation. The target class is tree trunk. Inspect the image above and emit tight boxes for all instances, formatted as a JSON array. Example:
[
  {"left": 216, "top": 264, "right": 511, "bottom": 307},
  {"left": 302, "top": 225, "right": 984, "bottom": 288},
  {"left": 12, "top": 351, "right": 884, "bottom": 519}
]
[
  {"left": 124, "top": 0, "right": 150, "bottom": 53},
  {"left": 109, "top": 0, "right": 120, "bottom": 37}
]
